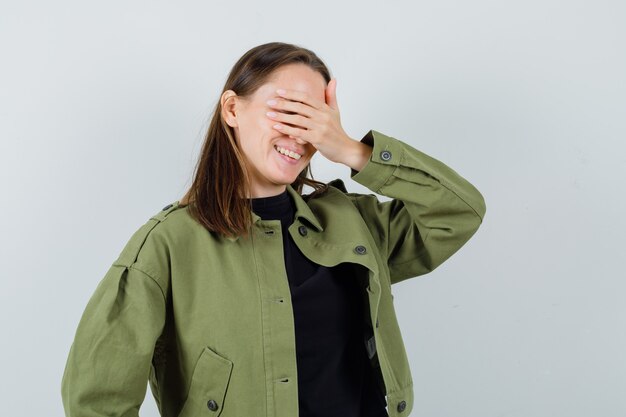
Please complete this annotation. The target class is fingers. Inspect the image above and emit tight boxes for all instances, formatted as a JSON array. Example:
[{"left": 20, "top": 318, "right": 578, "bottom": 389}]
[
  {"left": 271, "top": 122, "right": 308, "bottom": 140},
  {"left": 266, "top": 110, "right": 312, "bottom": 131},
  {"left": 266, "top": 97, "right": 314, "bottom": 119},
  {"left": 275, "top": 88, "right": 323, "bottom": 111}
]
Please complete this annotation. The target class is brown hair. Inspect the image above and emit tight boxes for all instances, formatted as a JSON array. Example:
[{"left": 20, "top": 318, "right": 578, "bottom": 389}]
[{"left": 180, "top": 42, "right": 331, "bottom": 241}]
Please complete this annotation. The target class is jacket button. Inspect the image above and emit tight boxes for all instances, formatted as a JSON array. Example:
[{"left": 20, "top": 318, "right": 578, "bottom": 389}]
[
  {"left": 355, "top": 245, "right": 367, "bottom": 254},
  {"left": 207, "top": 399, "right": 219, "bottom": 411},
  {"left": 162, "top": 203, "right": 173, "bottom": 211},
  {"left": 380, "top": 150, "right": 392, "bottom": 161},
  {"left": 397, "top": 400, "right": 407, "bottom": 412},
  {"left": 298, "top": 225, "right": 307, "bottom": 236}
]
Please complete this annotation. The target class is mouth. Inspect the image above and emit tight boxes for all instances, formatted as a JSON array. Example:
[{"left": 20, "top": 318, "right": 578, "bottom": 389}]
[{"left": 273, "top": 144, "right": 302, "bottom": 161}]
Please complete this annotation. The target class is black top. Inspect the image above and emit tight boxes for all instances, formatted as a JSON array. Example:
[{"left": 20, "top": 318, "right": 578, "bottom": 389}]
[{"left": 250, "top": 188, "right": 388, "bottom": 417}]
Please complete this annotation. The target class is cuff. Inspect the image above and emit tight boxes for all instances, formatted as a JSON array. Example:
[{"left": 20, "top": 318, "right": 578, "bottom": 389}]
[{"left": 349, "top": 129, "right": 403, "bottom": 192}]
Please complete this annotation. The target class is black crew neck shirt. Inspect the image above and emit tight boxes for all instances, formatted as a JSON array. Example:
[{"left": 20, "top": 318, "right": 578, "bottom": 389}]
[{"left": 250, "top": 189, "right": 388, "bottom": 417}]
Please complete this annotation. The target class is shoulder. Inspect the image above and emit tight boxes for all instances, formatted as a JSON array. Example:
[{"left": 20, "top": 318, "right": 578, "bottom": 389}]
[
  {"left": 322, "top": 177, "right": 378, "bottom": 206},
  {"left": 111, "top": 200, "right": 191, "bottom": 288},
  {"left": 326, "top": 178, "right": 349, "bottom": 193},
  {"left": 306, "top": 178, "right": 374, "bottom": 218}
]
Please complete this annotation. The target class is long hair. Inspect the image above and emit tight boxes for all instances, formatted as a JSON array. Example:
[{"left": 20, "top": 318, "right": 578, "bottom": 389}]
[{"left": 180, "top": 42, "right": 331, "bottom": 240}]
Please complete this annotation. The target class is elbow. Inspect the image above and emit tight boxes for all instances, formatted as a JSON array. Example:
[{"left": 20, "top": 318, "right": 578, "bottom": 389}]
[{"left": 470, "top": 187, "right": 487, "bottom": 224}]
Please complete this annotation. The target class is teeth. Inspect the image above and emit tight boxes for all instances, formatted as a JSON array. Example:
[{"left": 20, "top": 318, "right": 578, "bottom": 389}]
[{"left": 274, "top": 145, "right": 301, "bottom": 160}]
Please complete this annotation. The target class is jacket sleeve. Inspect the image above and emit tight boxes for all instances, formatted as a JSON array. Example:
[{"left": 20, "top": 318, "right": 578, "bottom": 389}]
[
  {"left": 345, "top": 129, "right": 486, "bottom": 285},
  {"left": 61, "top": 230, "right": 167, "bottom": 416}
]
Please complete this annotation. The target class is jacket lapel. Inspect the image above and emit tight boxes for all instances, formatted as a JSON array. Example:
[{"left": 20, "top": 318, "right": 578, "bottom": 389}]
[{"left": 223, "top": 184, "right": 382, "bottom": 301}]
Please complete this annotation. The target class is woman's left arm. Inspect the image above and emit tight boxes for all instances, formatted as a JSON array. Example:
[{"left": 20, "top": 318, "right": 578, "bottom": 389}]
[
  {"left": 341, "top": 129, "right": 486, "bottom": 285},
  {"left": 265, "top": 87, "right": 485, "bottom": 285}
]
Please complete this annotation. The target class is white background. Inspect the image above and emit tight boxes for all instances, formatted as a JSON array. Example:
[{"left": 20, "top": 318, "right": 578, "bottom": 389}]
[{"left": 1, "top": 1, "right": 625, "bottom": 416}]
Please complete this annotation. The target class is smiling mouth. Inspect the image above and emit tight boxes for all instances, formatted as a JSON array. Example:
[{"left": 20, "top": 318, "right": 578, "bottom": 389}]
[{"left": 273, "top": 144, "right": 302, "bottom": 160}]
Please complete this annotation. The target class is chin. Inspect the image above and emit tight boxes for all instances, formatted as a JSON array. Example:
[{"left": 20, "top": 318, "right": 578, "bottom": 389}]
[{"left": 274, "top": 174, "right": 298, "bottom": 185}]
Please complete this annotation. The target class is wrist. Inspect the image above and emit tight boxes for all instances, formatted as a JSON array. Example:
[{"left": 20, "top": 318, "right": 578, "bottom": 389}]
[{"left": 342, "top": 138, "right": 373, "bottom": 172}]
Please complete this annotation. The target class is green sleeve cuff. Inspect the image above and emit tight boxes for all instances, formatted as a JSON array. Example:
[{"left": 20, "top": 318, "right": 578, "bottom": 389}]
[{"left": 349, "top": 129, "right": 403, "bottom": 192}]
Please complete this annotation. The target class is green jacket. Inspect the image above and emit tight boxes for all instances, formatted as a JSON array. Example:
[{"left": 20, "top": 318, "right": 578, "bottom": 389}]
[{"left": 61, "top": 129, "right": 486, "bottom": 417}]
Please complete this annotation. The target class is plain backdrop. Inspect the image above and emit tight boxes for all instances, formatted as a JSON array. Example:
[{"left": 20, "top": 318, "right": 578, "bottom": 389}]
[{"left": 1, "top": 1, "right": 625, "bottom": 416}]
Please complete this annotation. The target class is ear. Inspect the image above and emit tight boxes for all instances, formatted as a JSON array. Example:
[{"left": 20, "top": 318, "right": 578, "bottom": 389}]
[{"left": 221, "top": 90, "right": 240, "bottom": 128}]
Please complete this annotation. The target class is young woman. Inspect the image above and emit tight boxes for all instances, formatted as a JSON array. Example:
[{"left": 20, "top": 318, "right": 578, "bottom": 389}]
[{"left": 61, "top": 42, "right": 486, "bottom": 417}]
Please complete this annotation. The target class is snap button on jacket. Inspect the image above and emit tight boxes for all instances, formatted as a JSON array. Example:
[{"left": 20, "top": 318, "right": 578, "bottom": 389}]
[{"left": 61, "top": 129, "right": 486, "bottom": 417}]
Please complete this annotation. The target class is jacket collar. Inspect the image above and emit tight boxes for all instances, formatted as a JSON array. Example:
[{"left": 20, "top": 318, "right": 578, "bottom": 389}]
[{"left": 227, "top": 184, "right": 324, "bottom": 242}]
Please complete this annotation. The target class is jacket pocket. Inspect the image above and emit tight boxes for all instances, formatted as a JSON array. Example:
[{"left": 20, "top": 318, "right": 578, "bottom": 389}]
[{"left": 178, "top": 346, "right": 234, "bottom": 417}]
